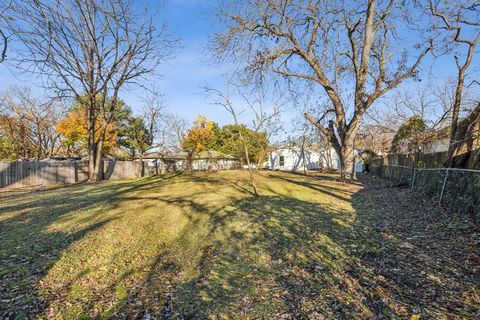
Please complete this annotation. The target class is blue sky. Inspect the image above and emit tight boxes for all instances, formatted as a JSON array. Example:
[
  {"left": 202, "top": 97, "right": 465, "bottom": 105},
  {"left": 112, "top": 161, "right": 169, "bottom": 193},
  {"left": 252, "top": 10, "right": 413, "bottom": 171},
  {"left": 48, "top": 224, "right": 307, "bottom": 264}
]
[
  {"left": 0, "top": 0, "right": 478, "bottom": 138},
  {"left": 0, "top": 0, "right": 236, "bottom": 125},
  {"left": 152, "top": 0, "right": 230, "bottom": 123}
]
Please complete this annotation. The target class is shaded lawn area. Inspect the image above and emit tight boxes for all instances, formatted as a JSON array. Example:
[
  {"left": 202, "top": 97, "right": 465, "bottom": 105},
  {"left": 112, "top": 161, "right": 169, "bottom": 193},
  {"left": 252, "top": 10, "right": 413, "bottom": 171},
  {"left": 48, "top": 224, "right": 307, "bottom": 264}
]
[{"left": 0, "top": 171, "right": 478, "bottom": 319}]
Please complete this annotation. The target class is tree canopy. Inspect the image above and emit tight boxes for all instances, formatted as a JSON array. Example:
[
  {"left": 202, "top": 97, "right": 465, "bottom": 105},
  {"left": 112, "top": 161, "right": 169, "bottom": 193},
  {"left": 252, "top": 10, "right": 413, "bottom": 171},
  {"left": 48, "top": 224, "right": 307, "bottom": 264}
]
[
  {"left": 391, "top": 115, "right": 427, "bottom": 154},
  {"left": 208, "top": 124, "right": 268, "bottom": 164},
  {"left": 181, "top": 115, "right": 269, "bottom": 164},
  {"left": 181, "top": 115, "right": 216, "bottom": 155},
  {"left": 56, "top": 107, "right": 118, "bottom": 158}
]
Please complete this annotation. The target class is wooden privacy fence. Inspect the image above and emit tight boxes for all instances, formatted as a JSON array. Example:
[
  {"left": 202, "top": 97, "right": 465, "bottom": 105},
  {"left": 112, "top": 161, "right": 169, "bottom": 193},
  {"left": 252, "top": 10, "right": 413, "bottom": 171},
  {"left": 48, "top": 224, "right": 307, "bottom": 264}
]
[
  {"left": 0, "top": 161, "right": 89, "bottom": 189},
  {"left": 379, "top": 148, "right": 480, "bottom": 169},
  {"left": 370, "top": 164, "right": 480, "bottom": 222},
  {"left": 0, "top": 158, "right": 241, "bottom": 189}
]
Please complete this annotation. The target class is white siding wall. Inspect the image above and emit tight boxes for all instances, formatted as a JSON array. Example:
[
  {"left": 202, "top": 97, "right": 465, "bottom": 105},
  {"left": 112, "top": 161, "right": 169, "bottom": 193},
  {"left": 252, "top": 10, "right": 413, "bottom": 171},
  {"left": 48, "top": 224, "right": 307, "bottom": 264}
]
[
  {"left": 268, "top": 146, "right": 363, "bottom": 172},
  {"left": 268, "top": 147, "right": 340, "bottom": 171},
  {"left": 423, "top": 138, "right": 449, "bottom": 154}
]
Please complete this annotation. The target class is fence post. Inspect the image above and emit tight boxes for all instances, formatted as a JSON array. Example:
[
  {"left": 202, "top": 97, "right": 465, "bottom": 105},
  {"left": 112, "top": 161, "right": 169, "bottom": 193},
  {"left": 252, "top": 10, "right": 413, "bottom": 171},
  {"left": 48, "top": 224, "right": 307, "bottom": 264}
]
[
  {"left": 400, "top": 166, "right": 404, "bottom": 184},
  {"left": 411, "top": 168, "right": 416, "bottom": 190},
  {"left": 73, "top": 161, "right": 77, "bottom": 183},
  {"left": 439, "top": 168, "right": 450, "bottom": 204}
]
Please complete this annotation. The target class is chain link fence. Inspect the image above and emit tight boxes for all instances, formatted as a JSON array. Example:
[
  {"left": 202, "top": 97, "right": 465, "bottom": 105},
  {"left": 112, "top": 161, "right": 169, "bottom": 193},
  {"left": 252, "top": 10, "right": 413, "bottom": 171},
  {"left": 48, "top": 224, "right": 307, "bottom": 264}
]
[{"left": 370, "top": 164, "right": 480, "bottom": 222}]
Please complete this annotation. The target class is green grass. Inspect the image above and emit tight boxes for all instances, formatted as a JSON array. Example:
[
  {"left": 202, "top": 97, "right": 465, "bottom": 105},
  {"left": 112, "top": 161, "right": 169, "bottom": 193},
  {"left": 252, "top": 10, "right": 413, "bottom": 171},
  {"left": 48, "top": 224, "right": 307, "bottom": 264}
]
[{"left": 0, "top": 171, "right": 478, "bottom": 319}]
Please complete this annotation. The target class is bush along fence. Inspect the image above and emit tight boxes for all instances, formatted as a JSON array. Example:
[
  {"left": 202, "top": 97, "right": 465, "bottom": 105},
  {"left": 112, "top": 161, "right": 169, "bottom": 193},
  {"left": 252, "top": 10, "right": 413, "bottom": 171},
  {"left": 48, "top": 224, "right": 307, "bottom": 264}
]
[
  {"left": 0, "top": 157, "right": 241, "bottom": 189},
  {"left": 370, "top": 164, "right": 480, "bottom": 222}
]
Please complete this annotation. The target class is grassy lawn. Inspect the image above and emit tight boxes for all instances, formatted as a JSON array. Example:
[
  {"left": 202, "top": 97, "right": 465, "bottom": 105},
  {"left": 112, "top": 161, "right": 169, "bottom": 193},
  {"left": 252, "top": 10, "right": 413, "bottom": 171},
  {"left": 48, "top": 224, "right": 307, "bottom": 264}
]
[{"left": 0, "top": 170, "right": 478, "bottom": 319}]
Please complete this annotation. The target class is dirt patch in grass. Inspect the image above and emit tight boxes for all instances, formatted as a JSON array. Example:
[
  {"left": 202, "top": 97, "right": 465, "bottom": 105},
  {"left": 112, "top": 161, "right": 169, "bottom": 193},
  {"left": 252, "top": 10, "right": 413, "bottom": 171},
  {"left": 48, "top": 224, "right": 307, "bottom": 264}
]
[{"left": 0, "top": 171, "right": 478, "bottom": 319}]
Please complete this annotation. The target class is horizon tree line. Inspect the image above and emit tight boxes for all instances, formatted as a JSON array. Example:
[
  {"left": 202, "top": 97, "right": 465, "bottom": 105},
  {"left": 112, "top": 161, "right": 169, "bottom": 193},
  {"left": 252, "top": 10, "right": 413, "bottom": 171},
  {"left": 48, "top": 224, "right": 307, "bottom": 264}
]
[{"left": 0, "top": 0, "right": 478, "bottom": 181}]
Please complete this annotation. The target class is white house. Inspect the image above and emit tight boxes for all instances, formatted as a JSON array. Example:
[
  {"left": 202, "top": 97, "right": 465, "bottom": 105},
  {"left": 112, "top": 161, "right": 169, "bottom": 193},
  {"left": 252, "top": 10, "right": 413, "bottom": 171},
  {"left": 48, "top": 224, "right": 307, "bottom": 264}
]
[
  {"left": 266, "top": 145, "right": 364, "bottom": 173},
  {"left": 422, "top": 126, "right": 450, "bottom": 154}
]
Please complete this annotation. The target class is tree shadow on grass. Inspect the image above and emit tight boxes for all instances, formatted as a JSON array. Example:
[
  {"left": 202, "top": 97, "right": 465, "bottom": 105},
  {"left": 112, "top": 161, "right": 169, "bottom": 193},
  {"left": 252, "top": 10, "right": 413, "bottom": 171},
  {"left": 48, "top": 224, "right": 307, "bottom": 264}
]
[
  {"left": 0, "top": 174, "right": 185, "bottom": 318},
  {"left": 273, "top": 176, "right": 354, "bottom": 202},
  {"left": 0, "top": 215, "right": 116, "bottom": 317},
  {"left": 162, "top": 195, "right": 382, "bottom": 319},
  {"left": 2, "top": 171, "right": 478, "bottom": 319},
  {"left": 158, "top": 174, "right": 479, "bottom": 319},
  {"left": 0, "top": 173, "right": 183, "bottom": 216},
  {"left": 1, "top": 171, "right": 249, "bottom": 319}
]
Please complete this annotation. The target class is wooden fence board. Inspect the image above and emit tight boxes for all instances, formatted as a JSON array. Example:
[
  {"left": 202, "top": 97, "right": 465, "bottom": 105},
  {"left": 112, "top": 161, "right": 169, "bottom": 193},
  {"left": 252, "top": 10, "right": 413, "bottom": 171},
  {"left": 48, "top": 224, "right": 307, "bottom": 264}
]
[{"left": 0, "top": 158, "right": 241, "bottom": 189}]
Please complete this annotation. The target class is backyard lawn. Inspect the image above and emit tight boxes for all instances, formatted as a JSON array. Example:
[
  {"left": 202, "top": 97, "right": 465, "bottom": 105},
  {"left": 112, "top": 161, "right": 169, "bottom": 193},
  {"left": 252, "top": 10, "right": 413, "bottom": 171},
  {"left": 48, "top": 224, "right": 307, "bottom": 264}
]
[{"left": 0, "top": 170, "right": 478, "bottom": 319}]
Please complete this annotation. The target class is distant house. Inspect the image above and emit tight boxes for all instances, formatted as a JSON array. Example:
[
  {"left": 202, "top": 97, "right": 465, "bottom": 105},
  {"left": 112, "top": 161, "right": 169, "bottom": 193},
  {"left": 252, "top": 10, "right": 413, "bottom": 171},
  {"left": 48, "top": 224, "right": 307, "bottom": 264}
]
[
  {"left": 422, "top": 126, "right": 450, "bottom": 154},
  {"left": 139, "top": 150, "right": 240, "bottom": 173},
  {"left": 265, "top": 145, "right": 364, "bottom": 173}
]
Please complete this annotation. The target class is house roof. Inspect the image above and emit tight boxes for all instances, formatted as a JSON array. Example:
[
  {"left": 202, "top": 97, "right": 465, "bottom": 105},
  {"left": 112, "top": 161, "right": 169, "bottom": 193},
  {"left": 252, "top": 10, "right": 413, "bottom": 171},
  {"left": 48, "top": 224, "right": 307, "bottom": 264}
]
[
  {"left": 271, "top": 144, "right": 361, "bottom": 154},
  {"left": 427, "top": 125, "right": 450, "bottom": 141},
  {"left": 272, "top": 144, "right": 327, "bottom": 153}
]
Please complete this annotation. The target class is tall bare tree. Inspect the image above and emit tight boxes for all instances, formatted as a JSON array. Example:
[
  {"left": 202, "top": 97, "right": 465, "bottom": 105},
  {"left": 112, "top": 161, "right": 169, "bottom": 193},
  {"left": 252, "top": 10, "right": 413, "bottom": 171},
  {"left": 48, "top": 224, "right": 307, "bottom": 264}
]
[
  {"left": 206, "top": 84, "right": 259, "bottom": 196},
  {"left": 206, "top": 75, "right": 282, "bottom": 196},
  {"left": 429, "top": 0, "right": 480, "bottom": 167},
  {"left": 213, "top": 0, "right": 433, "bottom": 179},
  {"left": 11, "top": 0, "right": 175, "bottom": 181},
  {"left": 361, "top": 83, "right": 448, "bottom": 155}
]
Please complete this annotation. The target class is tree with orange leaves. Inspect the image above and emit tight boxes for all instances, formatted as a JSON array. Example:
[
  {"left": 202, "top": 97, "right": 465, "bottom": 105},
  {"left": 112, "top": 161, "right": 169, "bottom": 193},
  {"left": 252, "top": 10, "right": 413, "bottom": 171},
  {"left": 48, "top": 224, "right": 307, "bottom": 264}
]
[
  {"left": 181, "top": 115, "right": 216, "bottom": 154},
  {"left": 181, "top": 115, "right": 216, "bottom": 171},
  {"left": 57, "top": 106, "right": 117, "bottom": 157}
]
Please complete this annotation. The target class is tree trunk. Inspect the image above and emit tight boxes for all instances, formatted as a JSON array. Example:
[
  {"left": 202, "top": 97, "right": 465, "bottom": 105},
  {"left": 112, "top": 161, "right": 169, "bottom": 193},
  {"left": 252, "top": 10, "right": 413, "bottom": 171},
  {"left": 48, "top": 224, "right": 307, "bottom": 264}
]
[
  {"left": 302, "top": 146, "right": 307, "bottom": 175},
  {"left": 93, "top": 137, "right": 104, "bottom": 182},
  {"left": 304, "top": 112, "right": 360, "bottom": 180},
  {"left": 473, "top": 148, "right": 480, "bottom": 170},
  {"left": 239, "top": 131, "right": 259, "bottom": 196},
  {"left": 340, "top": 144, "right": 355, "bottom": 180},
  {"left": 87, "top": 98, "right": 98, "bottom": 181},
  {"left": 185, "top": 151, "right": 194, "bottom": 173},
  {"left": 88, "top": 147, "right": 97, "bottom": 181},
  {"left": 89, "top": 119, "right": 107, "bottom": 183},
  {"left": 446, "top": 102, "right": 480, "bottom": 167},
  {"left": 444, "top": 73, "right": 464, "bottom": 167}
]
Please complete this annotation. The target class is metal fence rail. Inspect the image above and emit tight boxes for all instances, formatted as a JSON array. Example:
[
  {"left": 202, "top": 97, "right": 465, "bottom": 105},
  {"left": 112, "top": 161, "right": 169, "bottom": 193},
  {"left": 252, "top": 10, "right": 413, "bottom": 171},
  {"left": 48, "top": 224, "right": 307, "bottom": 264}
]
[{"left": 370, "top": 164, "right": 480, "bottom": 222}]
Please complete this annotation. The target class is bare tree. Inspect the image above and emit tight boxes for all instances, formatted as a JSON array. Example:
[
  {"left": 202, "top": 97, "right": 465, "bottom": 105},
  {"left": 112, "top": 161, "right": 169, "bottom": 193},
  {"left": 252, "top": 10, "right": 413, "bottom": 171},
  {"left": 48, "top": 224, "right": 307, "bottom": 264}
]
[
  {"left": 140, "top": 89, "right": 165, "bottom": 156},
  {"left": 205, "top": 75, "right": 282, "bottom": 196},
  {"left": 206, "top": 83, "right": 259, "bottom": 195},
  {"left": 11, "top": 0, "right": 175, "bottom": 181},
  {"left": 0, "top": 0, "right": 12, "bottom": 64},
  {"left": 357, "top": 123, "right": 395, "bottom": 156},
  {"left": 0, "top": 86, "right": 65, "bottom": 159},
  {"left": 213, "top": 0, "right": 433, "bottom": 179},
  {"left": 360, "top": 83, "right": 447, "bottom": 155},
  {"left": 288, "top": 118, "right": 315, "bottom": 175},
  {"left": 158, "top": 113, "right": 188, "bottom": 153},
  {"left": 429, "top": 0, "right": 480, "bottom": 167},
  {"left": 238, "top": 84, "right": 284, "bottom": 169}
]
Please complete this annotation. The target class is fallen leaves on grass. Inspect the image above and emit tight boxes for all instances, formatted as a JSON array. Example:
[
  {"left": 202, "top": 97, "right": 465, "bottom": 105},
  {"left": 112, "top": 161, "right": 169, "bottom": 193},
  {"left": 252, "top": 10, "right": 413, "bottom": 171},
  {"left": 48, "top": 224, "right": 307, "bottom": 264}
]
[{"left": 0, "top": 171, "right": 478, "bottom": 319}]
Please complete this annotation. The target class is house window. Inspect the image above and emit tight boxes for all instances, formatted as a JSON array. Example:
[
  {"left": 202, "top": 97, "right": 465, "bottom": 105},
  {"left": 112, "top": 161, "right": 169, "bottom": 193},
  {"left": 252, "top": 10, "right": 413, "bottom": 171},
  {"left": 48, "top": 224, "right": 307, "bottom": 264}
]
[{"left": 279, "top": 156, "right": 285, "bottom": 167}]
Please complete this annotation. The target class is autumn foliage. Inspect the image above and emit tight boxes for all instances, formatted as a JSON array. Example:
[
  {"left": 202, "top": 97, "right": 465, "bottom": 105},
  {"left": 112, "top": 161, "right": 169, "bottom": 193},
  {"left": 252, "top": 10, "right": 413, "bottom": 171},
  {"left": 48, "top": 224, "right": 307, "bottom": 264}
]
[
  {"left": 181, "top": 115, "right": 215, "bottom": 154},
  {"left": 56, "top": 107, "right": 117, "bottom": 157}
]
